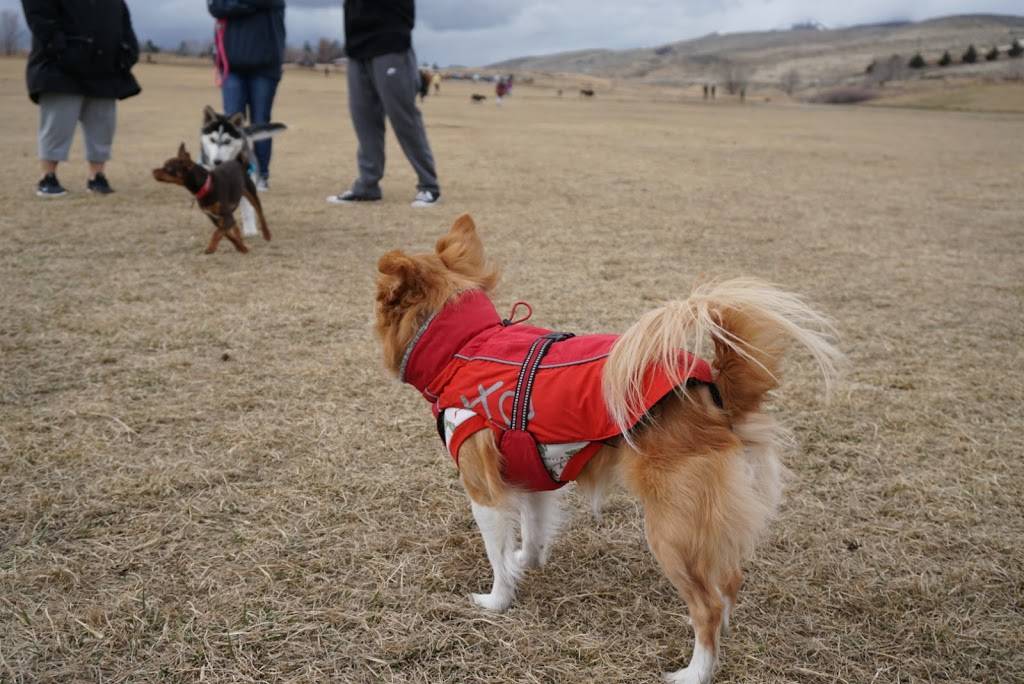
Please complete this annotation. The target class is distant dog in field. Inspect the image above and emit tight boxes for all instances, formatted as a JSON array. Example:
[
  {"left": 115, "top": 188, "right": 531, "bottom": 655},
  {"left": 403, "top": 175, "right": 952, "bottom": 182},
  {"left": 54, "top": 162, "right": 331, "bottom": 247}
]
[
  {"left": 470, "top": 93, "right": 487, "bottom": 102},
  {"left": 374, "top": 214, "right": 841, "bottom": 684},
  {"left": 200, "top": 106, "right": 285, "bottom": 237},
  {"left": 153, "top": 143, "right": 270, "bottom": 254},
  {"left": 418, "top": 69, "right": 432, "bottom": 102},
  {"left": 579, "top": 88, "right": 595, "bottom": 97}
]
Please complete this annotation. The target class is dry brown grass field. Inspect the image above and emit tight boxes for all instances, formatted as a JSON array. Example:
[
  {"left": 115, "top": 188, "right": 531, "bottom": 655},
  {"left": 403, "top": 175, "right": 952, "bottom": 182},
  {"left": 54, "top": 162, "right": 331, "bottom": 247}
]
[{"left": 2, "top": 57, "right": 1023, "bottom": 683}]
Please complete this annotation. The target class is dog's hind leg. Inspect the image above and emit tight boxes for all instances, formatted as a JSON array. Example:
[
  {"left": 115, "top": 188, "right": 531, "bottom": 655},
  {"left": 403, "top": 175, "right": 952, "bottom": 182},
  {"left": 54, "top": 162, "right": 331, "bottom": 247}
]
[
  {"left": 239, "top": 197, "right": 258, "bottom": 237},
  {"left": 242, "top": 176, "right": 271, "bottom": 241},
  {"left": 516, "top": 489, "right": 565, "bottom": 570},
  {"left": 621, "top": 396, "right": 764, "bottom": 684},
  {"left": 644, "top": 497, "right": 726, "bottom": 684},
  {"left": 469, "top": 501, "right": 521, "bottom": 612},
  {"left": 719, "top": 567, "right": 743, "bottom": 635}
]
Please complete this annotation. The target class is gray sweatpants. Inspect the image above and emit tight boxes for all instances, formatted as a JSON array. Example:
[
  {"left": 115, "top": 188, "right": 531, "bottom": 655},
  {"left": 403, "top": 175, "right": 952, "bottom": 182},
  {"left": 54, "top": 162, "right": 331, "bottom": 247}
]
[
  {"left": 38, "top": 93, "right": 117, "bottom": 162},
  {"left": 347, "top": 50, "right": 439, "bottom": 195}
]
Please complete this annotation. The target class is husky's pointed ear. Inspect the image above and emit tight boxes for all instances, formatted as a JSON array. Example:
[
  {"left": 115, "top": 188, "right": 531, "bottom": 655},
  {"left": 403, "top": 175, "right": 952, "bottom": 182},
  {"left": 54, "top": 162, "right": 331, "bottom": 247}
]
[
  {"left": 228, "top": 112, "right": 246, "bottom": 127},
  {"left": 177, "top": 142, "right": 191, "bottom": 160},
  {"left": 202, "top": 105, "right": 217, "bottom": 124},
  {"left": 435, "top": 214, "right": 499, "bottom": 290}
]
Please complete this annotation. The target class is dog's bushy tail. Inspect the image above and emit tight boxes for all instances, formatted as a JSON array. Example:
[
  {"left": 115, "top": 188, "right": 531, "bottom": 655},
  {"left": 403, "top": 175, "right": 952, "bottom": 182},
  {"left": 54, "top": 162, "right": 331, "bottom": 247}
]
[
  {"left": 603, "top": 278, "right": 842, "bottom": 437},
  {"left": 244, "top": 122, "right": 287, "bottom": 141}
]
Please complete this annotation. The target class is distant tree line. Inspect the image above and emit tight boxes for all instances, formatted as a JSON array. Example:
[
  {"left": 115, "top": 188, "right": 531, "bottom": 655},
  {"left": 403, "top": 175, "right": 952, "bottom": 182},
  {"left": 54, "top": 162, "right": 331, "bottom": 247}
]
[
  {"left": 138, "top": 36, "right": 347, "bottom": 66},
  {"left": 867, "top": 38, "right": 1022, "bottom": 77}
]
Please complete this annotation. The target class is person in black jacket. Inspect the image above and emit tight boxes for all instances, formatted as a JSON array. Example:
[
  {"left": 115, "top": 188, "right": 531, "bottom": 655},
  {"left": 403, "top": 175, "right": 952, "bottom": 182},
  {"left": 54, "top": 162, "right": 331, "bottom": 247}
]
[
  {"left": 21, "top": 0, "right": 140, "bottom": 197},
  {"left": 208, "top": 0, "right": 286, "bottom": 191},
  {"left": 327, "top": 0, "right": 440, "bottom": 207}
]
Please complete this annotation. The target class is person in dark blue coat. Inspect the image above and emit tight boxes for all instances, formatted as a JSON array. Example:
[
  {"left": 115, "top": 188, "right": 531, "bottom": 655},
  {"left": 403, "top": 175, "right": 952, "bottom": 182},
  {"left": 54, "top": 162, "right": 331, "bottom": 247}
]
[
  {"left": 22, "top": 0, "right": 140, "bottom": 197},
  {"left": 207, "top": 0, "right": 286, "bottom": 191}
]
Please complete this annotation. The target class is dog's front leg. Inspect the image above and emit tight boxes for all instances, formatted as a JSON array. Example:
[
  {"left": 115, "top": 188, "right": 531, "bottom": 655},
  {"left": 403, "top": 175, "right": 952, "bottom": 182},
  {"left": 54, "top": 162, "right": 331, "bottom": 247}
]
[
  {"left": 470, "top": 501, "right": 520, "bottom": 612},
  {"left": 516, "top": 489, "right": 564, "bottom": 570},
  {"left": 205, "top": 230, "right": 224, "bottom": 254},
  {"left": 224, "top": 225, "right": 249, "bottom": 253}
]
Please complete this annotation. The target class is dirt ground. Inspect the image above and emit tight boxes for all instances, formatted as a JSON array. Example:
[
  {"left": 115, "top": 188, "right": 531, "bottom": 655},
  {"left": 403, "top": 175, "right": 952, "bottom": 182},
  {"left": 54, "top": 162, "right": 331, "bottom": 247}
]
[{"left": 1, "top": 58, "right": 1023, "bottom": 683}]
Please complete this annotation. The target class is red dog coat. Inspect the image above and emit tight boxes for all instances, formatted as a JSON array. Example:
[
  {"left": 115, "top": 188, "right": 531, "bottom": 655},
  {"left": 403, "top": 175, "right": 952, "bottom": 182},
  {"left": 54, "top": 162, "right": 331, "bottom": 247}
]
[{"left": 400, "top": 290, "right": 716, "bottom": 491}]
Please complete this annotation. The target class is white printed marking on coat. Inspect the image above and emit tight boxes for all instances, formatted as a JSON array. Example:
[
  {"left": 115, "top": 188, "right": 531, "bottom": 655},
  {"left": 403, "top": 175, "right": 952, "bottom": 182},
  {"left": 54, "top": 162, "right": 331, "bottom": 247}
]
[{"left": 387, "top": 67, "right": 397, "bottom": 75}]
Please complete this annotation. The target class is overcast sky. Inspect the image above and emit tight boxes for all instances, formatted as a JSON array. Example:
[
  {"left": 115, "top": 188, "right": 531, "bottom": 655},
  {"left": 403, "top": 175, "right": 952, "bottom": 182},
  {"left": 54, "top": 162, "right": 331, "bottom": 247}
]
[{"left": 4, "top": 0, "right": 1021, "bottom": 66}]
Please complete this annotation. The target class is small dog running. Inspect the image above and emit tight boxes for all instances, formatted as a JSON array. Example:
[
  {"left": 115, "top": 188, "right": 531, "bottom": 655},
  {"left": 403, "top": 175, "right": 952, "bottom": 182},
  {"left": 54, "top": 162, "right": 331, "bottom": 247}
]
[
  {"left": 153, "top": 143, "right": 270, "bottom": 254},
  {"left": 374, "top": 214, "right": 842, "bottom": 684}
]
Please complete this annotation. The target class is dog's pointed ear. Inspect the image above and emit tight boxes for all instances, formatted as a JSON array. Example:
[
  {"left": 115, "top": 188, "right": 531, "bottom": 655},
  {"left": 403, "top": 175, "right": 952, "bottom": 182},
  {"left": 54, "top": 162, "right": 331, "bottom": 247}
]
[
  {"left": 377, "top": 250, "right": 428, "bottom": 305},
  {"left": 228, "top": 112, "right": 246, "bottom": 127},
  {"left": 177, "top": 142, "right": 190, "bottom": 159},
  {"left": 203, "top": 105, "right": 217, "bottom": 124},
  {"left": 435, "top": 214, "right": 498, "bottom": 289},
  {"left": 435, "top": 214, "right": 483, "bottom": 268}
]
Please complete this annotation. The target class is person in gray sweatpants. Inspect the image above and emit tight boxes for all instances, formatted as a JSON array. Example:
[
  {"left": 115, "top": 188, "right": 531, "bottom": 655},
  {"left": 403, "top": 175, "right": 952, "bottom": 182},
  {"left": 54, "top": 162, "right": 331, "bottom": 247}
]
[
  {"left": 22, "top": 0, "right": 141, "bottom": 196},
  {"left": 328, "top": 0, "right": 440, "bottom": 208}
]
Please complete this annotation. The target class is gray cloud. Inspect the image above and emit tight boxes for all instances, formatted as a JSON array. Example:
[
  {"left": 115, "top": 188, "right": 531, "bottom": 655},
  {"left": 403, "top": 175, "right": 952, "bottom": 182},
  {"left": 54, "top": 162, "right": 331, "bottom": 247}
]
[{"left": 1, "top": 0, "right": 1019, "bottom": 66}]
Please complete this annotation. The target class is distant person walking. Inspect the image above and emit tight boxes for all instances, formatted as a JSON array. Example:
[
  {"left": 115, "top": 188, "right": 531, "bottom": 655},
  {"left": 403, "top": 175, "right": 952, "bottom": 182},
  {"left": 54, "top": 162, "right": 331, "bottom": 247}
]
[
  {"left": 22, "top": 0, "right": 141, "bottom": 197},
  {"left": 495, "top": 77, "right": 508, "bottom": 105},
  {"left": 327, "top": 0, "right": 440, "bottom": 207},
  {"left": 208, "top": 0, "right": 286, "bottom": 192}
]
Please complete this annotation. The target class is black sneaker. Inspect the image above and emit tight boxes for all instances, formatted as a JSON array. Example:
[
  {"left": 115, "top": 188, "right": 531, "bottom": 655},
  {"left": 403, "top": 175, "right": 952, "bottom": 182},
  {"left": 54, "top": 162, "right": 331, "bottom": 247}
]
[
  {"left": 326, "top": 189, "right": 382, "bottom": 204},
  {"left": 87, "top": 172, "right": 115, "bottom": 194},
  {"left": 37, "top": 173, "right": 67, "bottom": 198}
]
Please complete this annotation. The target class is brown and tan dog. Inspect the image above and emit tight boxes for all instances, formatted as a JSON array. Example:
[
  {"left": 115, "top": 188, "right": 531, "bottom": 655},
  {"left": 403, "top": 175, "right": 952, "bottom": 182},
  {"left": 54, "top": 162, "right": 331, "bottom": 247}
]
[{"left": 153, "top": 143, "right": 270, "bottom": 254}]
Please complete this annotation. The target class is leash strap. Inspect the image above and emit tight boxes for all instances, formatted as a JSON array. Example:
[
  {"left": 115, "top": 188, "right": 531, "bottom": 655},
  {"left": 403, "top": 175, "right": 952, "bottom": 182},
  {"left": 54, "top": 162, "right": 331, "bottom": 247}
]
[
  {"left": 509, "top": 332, "right": 574, "bottom": 431},
  {"left": 214, "top": 19, "right": 229, "bottom": 87}
]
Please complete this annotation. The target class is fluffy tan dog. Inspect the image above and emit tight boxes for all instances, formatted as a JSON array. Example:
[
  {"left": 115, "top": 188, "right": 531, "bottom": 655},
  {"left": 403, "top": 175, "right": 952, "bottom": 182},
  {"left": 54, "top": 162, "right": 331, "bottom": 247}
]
[{"left": 374, "top": 214, "right": 841, "bottom": 683}]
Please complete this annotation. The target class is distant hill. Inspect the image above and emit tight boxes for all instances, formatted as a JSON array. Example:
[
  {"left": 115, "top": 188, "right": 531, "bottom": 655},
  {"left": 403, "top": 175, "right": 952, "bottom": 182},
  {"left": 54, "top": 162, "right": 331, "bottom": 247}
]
[{"left": 488, "top": 14, "right": 1024, "bottom": 88}]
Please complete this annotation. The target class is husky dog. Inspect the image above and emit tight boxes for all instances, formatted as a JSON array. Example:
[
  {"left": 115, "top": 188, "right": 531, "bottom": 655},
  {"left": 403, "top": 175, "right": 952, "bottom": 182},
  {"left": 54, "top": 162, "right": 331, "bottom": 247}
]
[{"left": 199, "top": 106, "right": 286, "bottom": 236}]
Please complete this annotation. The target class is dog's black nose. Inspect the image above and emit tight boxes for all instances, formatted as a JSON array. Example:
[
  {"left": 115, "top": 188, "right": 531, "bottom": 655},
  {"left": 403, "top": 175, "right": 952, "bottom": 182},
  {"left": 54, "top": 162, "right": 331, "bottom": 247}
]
[{"left": 213, "top": 160, "right": 222, "bottom": 165}]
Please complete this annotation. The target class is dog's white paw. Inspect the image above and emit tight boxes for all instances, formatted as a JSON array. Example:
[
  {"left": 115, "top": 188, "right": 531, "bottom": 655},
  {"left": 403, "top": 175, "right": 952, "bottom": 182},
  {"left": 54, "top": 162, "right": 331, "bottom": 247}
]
[
  {"left": 470, "top": 592, "right": 513, "bottom": 612},
  {"left": 663, "top": 667, "right": 712, "bottom": 684}
]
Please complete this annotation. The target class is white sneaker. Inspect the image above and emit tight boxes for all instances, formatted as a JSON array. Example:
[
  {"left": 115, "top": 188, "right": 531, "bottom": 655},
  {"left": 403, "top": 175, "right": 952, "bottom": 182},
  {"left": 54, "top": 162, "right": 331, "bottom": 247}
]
[
  {"left": 256, "top": 178, "right": 270, "bottom": 192},
  {"left": 411, "top": 190, "right": 441, "bottom": 208}
]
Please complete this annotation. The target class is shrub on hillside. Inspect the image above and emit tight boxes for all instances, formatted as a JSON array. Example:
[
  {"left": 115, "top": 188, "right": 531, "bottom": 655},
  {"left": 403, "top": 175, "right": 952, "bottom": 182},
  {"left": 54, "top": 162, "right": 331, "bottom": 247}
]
[
  {"left": 867, "top": 55, "right": 906, "bottom": 86},
  {"left": 985, "top": 46, "right": 999, "bottom": 62},
  {"left": 1009, "top": 39, "right": 1023, "bottom": 58},
  {"left": 717, "top": 60, "right": 752, "bottom": 95},
  {"left": 962, "top": 44, "right": 978, "bottom": 64},
  {"left": 938, "top": 51, "right": 952, "bottom": 66},
  {"left": 908, "top": 53, "right": 926, "bottom": 69},
  {"left": 808, "top": 87, "right": 879, "bottom": 105},
  {"left": 780, "top": 68, "right": 800, "bottom": 95}
]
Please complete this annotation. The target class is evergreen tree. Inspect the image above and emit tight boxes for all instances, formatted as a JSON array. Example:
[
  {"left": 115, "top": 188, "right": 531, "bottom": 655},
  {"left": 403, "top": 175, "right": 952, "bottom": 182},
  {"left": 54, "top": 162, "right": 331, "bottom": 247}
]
[
  {"left": 962, "top": 44, "right": 978, "bottom": 64},
  {"left": 908, "top": 53, "right": 926, "bottom": 69},
  {"left": 938, "top": 51, "right": 952, "bottom": 66}
]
